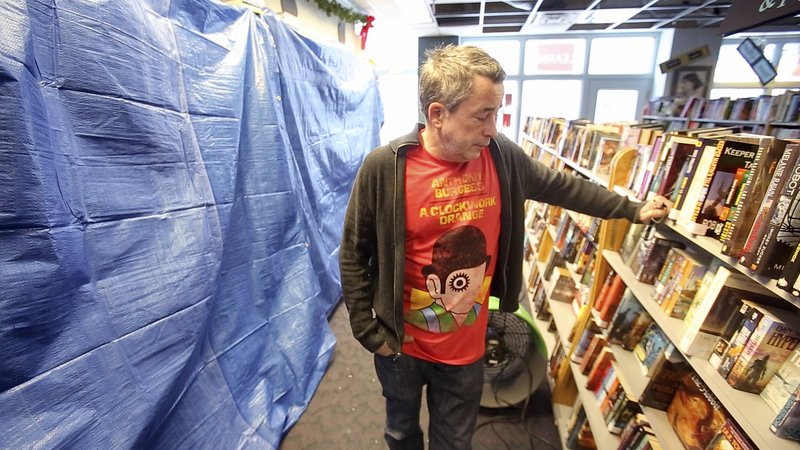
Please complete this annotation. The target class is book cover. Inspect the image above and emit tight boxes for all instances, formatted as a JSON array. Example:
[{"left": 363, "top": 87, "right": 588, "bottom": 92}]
[
  {"left": 751, "top": 158, "right": 800, "bottom": 277},
  {"left": 655, "top": 135, "right": 699, "bottom": 200},
  {"left": 705, "top": 419, "right": 756, "bottom": 450},
  {"left": 716, "top": 300, "right": 765, "bottom": 379},
  {"left": 666, "top": 252, "right": 708, "bottom": 320},
  {"left": 629, "top": 236, "right": 683, "bottom": 285},
  {"left": 624, "top": 310, "right": 654, "bottom": 351},
  {"left": 651, "top": 247, "right": 683, "bottom": 305},
  {"left": 634, "top": 322, "right": 670, "bottom": 376},
  {"left": 639, "top": 358, "right": 691, "bottom": 411},
  {"left": 739, "top": 142, "right": 800, "bottom": 269},
  {"left": 585, "top": 347, "right": 615, "bottom": 393},
  {"left": 578, "top": 334, "right": 607, "bottom": 374},
  {"left": 669, "top": 138, "right": 707, "bottom": 221},
  {"left": 779, "top": 243, "right": 800, "bottom": 296},
  {"left": 637, "top": 134, "right": 667, "bottom": 201},
  {"left": 667, "top": 373, "right": 729, "bottom": 450},
  {"left": 607, "top": 289, "right": 645, "bottom": 346},
  {"left": 771, "top": 383, "right": 800, "bottom": 442},
  {"left": 727, "top": 306, "right": 800, "bottom": 394},
  {"left": 720, "top": 137, "right": 787, "bottom": 256},
  {"left": 596, "top": 277, "right": 628, "bottom": 328},
  {"left": 679, "top": 266, "right": 778, "bottom": 358},
  {"left": 761, "top": 346, "right": 800, "bottom": 413},
  {"left": 618, "top": 223, "right": 646, "bottom": 265},
  {"left": 693, "top": 138, "right": 762, "bottom": 237}
]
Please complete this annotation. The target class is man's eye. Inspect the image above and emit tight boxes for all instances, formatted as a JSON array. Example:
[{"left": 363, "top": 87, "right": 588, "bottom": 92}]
[{"left": 449, "top": 272, "right": 470, "bottom": 292}]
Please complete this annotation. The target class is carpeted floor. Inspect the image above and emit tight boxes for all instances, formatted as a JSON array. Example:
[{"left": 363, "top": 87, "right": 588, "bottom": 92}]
[{"left": 280, "top": 302, "right": 562, "bottom": 449}]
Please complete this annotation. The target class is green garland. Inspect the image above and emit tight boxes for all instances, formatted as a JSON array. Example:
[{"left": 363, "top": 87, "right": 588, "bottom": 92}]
[{"left": 309, "top": 0, "right": 368, "bottom": 24}]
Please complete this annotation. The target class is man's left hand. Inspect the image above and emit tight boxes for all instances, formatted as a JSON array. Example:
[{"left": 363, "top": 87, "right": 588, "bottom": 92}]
[{"left": 639, "top": 195, "right": 672, "bottom": 224}]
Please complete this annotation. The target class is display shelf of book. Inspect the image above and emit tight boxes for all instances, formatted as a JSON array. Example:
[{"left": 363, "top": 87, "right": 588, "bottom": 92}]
[
  {"left": 523, "top": 260, "right": 558, "bottom": 357},
  {"left": 569, "top": 359, "right": 622, "bottom": 449},
  {"left": 604, "top": 248, "right": 800, "bottom": 450},
  {"left": 607, "top": 345, "right": 686, "bottom": 450},
  {"left": 523, "top": 135, "right": 611, "bottom": 189},
  {"left": 662, "top": 221, "right": 800, "bottom": 310}
]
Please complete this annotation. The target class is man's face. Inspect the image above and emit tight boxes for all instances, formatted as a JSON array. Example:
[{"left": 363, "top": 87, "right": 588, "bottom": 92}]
[{"left": 437, "top": 76, "right": 503, "bottom": 162}]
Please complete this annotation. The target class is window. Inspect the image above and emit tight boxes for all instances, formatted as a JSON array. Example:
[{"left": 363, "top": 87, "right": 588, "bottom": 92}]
[
  {"left": 462, "top": 39, "right": 521, "bottom": 75},
  {"left": 521, "top": 80, "right": 582, "bottom": 120},
  {"left": 588, "top": 37, "right": 655, "bottom": 75},
  {"left": 594, "top": 89, "right": 639, "bottom": 123},
  {"left": 776, "top": 43, "right": 800, "bottom": 83},
  {"left": 524, "top": 39, "right": 586, "bottom": 75}
]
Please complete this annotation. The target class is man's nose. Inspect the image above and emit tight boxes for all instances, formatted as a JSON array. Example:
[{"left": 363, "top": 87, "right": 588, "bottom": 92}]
[{"left": 485, "top": 119, "right": 498, "bottom": 138}]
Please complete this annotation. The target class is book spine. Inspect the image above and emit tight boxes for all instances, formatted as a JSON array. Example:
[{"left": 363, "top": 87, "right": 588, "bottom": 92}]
[
  {"left": 740, "top": 144, "right": 800, "bottom": 268},
  {"left": 771, "top": 386, "right": 800, "bottom": 441},
  {"left": 690, "top": 139, "right": 725, "bottom": 225},
  {"left": 752, "top": 165, "right": 800, "bottom": 277}
]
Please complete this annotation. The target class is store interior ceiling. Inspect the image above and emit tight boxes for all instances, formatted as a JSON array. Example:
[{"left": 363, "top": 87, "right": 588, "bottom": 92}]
[{"left": 347, "top": 0, "right": 800, "bottom": 35}]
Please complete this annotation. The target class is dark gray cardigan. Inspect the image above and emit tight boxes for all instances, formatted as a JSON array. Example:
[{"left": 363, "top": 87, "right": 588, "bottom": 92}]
[{"left": 339, "top": 124, "right": 645, "bottom": 354}]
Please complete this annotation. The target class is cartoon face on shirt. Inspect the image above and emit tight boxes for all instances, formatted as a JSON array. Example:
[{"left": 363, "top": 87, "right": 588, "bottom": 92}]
[
  {"left": 426, "top": 261, "right": 487, "bottom": 316},
  {"left": 409, "top": 225, "right": 492, "bottom": 330}
]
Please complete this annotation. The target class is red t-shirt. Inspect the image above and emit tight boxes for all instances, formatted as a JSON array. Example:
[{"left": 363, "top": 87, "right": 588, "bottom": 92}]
[{"left": 402, "top": 138, "right": 501, "bottom": 365}]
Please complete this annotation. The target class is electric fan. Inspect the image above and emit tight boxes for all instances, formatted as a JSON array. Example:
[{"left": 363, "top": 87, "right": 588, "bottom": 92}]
[{"left": 481, "top": 295, "right": 548, "bottom": 408}]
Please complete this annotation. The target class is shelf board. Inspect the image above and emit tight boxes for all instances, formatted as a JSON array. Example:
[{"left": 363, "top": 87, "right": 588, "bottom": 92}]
[
  {"left": 524, "top": 135, "right": 610, "bottom": 188},
  {"left": 553, "top": 402, "right": 572, "bottom": 450},
  {"left": 604, "top": 249, "right": 800, "bottom": 450}
]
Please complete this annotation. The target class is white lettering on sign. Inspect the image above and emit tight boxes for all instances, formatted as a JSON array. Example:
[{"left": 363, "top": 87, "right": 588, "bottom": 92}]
[{"left": 759, "top": 0, "right": 787, "bottom": 12}]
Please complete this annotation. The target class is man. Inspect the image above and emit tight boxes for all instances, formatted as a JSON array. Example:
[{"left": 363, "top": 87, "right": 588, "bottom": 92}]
[{"left": 339, "top": 44, "right": 671, "bottom": 450}]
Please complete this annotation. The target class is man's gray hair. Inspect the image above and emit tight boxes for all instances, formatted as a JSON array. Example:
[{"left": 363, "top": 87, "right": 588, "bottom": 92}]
[{"left": 419, "top": 45, "right": 506, "bottom": 121}]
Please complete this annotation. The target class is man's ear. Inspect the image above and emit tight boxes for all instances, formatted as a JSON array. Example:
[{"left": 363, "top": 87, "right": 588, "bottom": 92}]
[
  {"left": 426, "top": 274, "right": 443, "bottom": 299},
  {"left": 427, "top": 102, "right": 446, "bottom": 127}
]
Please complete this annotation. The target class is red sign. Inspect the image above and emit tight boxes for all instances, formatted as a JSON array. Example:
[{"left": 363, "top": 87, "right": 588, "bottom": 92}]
[{"left": 537, "top": 43, "right": 575, "bottom": 71}]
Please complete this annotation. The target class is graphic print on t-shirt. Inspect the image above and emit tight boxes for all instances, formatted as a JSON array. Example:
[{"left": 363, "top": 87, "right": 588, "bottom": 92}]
[
  {"left": 403, "top": 143, "right": 501, "bottom": 342},
  {"left": 405, "top": 225, "right": 492, "bottom": 333}
]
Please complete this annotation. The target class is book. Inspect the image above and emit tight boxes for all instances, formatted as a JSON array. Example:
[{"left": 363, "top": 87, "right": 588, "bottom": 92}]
[
  {"left": 716, "top": 300, "right": 767, "bottom": 379},
  {"left": 668, "top": 137, "right": 705, "bottom": 221},
  {"left": 639, "top": 357, "right": 691, "bottom": 411},
  {"left": 624, "top": 310, "right": 654, "bottom": 351},
  {"left": 779, "top": 243, "right": 800, "bottom": 296},
  {"left": 585, "top": 347, "right": 615, "bottom": 393},
  {"left": 618, "top": 223, "right": 646, "bottom": 265},
  {"left": 596, "top": 277, "right": 628, "bottom": 328},
  {"left": 750, "top": 155, "right": 800, "bottom": 277},
  {"left": 580, "top": 333, "right": 608, "bottom": 373},
  {"left": 720, "top": 137, "right": 788, "bottom": 256},
  {"left": 705, "top": 419, "right": 755, "bottom": 450},
  {"left": 771, "top": 383, "right": 800, "bottom": 442},
  {"left": 679, "top": 266, "right": 779, "bottom": 358},
  {"left": 727, "top": 305, "right": 800, "bottom": 394},
  {"left": 606, "top": 291, "right": 645, "bottom": 346},
  {"left": 666, "top": 252, "right": 708, "bottom": 320},
  {"left": 653, "top": 134, "right": 700, "bottom": 200},
  {"left": 761, "top": 346, "right": 800, "bottom": 413},
  {"left": 739, "top": 142, "right": 800, "bottom": 269},
  {"left": 634, "top": 322, "right": 670, "bottom": 376},
  {"left": 658, "top": 248, "right": 707, "bottom": 316},
  {"left": 651, "top": 247, "right": 683, "bottom": 305},
  {"left": 629, "top": 235, "right": 683, "bottom": 285},
  {"left": 667, "top": 373, "right": 729, "bottom": 450},
  {"left": 674, "top": 137, "right": 724, "bottom": 230},
  {"left": 692, "top": 137, "right": 762, "bottom": 237}
]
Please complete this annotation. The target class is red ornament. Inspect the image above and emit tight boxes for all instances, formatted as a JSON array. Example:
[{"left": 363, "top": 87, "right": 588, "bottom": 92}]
[{"left": 359, "top": 15, "right": 374, "bottom": 50}]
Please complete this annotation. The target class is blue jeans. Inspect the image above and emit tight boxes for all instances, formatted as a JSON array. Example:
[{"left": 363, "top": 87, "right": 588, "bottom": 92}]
[{"left": 374, "top": 353, "right": 484, "bottom": 450}]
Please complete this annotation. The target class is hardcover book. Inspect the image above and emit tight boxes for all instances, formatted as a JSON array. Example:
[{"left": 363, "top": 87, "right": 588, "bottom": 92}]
[
  {"left": 705, "top": 419, "right": 755, "bottom": 450},
  {"left": 667, "top": 373, "right": 729, "bottom": 450}
]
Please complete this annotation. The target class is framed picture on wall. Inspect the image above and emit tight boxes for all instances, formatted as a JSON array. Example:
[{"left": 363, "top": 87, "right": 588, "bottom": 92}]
[{"left": 670, "top": 66, "right": 713, "bottom": 98}]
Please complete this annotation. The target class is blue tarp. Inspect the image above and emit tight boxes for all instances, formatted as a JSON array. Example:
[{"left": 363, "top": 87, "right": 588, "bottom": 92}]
[{"left": 0, "top": 0, "right": 383, "bottom": 448}]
